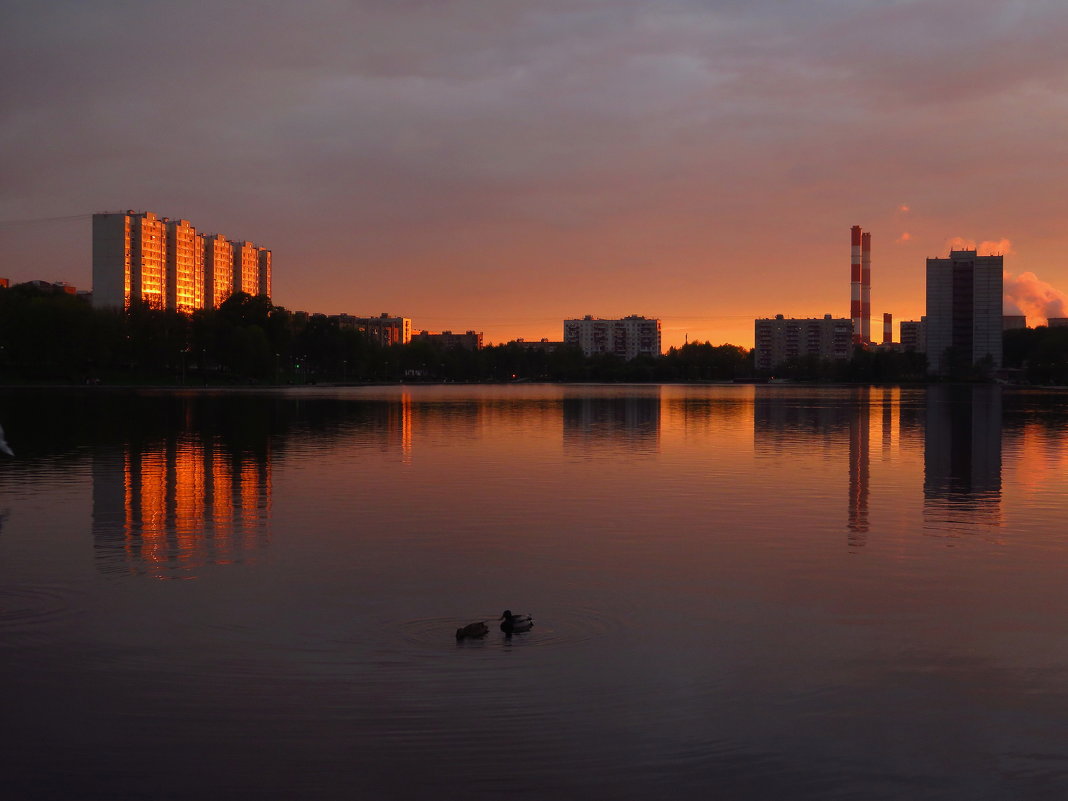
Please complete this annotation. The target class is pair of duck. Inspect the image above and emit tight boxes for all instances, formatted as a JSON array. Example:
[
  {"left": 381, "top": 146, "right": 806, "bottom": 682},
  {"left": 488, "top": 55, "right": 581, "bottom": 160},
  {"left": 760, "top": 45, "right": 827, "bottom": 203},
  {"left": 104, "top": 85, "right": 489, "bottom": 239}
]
[{"left": 456, "top": 610, "right": 533, "bottom": 640}]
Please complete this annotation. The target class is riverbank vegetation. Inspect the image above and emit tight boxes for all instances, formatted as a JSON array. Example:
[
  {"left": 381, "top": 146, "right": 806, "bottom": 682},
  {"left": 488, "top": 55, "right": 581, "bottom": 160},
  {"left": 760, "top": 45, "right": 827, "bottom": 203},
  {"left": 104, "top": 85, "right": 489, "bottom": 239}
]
[
  {"left": 3, "top": 284, "right": 1065, "bottom": 385},
  {"left": 0, "top": 285, "right": 751, "bottom": 384}
]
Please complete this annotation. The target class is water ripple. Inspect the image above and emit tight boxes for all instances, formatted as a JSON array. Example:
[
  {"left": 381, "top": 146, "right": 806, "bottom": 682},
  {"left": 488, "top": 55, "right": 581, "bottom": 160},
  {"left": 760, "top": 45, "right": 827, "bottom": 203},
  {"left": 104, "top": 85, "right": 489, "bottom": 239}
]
[{"left": 0, "top": 583, "right": 83, "bottom": 642}]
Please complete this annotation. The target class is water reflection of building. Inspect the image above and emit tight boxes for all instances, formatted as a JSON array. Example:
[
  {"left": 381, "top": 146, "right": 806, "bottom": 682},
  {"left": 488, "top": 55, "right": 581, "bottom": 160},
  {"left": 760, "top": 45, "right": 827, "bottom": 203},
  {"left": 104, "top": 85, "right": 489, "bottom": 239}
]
[
  {"left": 93, "top": 439, "right": 272, "bottom": 578},
  {"left": 923, "top": 385, "right": 1002, "bottom": 529},
  {"left": 754, "top": 389, "right": 918, "bottom": 547},
  {"left": 562, "top": 394, "right": 661, "bottom": 455}
]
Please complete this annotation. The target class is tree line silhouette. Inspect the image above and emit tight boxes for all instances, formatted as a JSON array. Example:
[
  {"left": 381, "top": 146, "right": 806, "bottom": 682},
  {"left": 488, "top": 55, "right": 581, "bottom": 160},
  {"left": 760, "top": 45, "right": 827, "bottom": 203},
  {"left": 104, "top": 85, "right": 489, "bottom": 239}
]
[
  {"left": 4, "top": 284, "right": 1064, "bottom": 384},
  {"left": 0, "top": 284, "right": 751, "bottom": 384}
]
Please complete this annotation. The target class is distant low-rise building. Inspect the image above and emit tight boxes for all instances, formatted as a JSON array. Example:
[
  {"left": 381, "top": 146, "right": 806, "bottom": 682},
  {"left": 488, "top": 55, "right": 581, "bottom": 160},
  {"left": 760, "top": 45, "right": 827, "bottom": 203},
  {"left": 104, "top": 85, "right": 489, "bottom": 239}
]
[
  {"left": 1003, "top": 315, "right": 1027, "bottom": 331},
  {"left": 754, "top": 314, "right": 852, "bottom": 371},
  {"left": 900, "top": 319, "right": 927, "bottom": 352},
  {"left": 412, "top": 330, "right": 483, "bottom": 350},
  {"left": 564, "top": 315, "right": 661, "bottom": 360},
  {"left": 331, "top": 313, "right": 412, "bottom": 346},
  {"left": 1047, "top": 317, "right": 1068, "bottom": 328},
  {"left": 17, "top": 280, "right": 80, "bottom": 295},
  {"left": 511, "top": 338, "right": 564, "bottom": 352}
]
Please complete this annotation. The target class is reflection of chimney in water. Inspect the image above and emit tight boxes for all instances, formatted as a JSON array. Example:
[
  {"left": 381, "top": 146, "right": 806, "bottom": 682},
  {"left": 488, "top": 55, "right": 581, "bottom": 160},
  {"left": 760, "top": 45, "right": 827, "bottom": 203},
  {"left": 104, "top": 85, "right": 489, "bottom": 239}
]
[{"left": 848, "top": 391, "right": 870, "bottom": 543}]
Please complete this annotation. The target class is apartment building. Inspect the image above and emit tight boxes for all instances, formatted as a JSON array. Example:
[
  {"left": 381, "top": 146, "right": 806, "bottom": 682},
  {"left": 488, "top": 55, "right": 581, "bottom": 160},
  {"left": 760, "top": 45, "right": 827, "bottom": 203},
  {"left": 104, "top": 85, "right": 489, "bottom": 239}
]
[
  {"left": 563, "top": 315, "right": 661, "bottom": 360},
  {"left": 754, "top": 314, "right": 853, "bottom": 371}
]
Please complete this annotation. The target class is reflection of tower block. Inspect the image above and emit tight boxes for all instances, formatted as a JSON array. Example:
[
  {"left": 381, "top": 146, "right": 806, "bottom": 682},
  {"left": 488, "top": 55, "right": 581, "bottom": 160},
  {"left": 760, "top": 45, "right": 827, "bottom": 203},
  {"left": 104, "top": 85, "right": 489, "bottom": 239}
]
[
  {"left": 562, "top": 396, "right": 662, "bottom": 455},
  {"left": 92, "top": 439, "right": 272, "bottom": 578},
  {"left": 924, "top": 386, "right": 1002, "bottom": 528}
]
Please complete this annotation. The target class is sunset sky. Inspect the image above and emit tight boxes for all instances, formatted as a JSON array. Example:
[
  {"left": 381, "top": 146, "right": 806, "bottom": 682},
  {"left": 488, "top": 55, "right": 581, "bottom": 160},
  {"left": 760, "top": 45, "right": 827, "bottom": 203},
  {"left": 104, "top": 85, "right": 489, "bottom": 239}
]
[{"left": 2, "top": 0, "right": 1068, "bottom": 348}]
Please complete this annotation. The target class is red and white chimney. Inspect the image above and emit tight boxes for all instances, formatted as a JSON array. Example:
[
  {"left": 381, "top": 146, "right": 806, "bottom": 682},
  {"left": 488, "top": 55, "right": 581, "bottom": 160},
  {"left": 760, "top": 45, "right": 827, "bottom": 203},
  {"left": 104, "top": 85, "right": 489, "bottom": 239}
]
[
  {"left": 850, "top": 226, "right": 862, "bottom": 344},
  {"left": 861, "top": 232, "right": 872, "bottom": 344}
]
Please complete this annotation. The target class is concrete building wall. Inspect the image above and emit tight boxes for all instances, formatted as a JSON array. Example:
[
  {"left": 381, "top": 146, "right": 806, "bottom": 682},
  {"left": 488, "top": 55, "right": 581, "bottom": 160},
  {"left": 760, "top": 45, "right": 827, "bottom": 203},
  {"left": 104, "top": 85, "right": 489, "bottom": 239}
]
[
  {"left": 92, "top": 212, "right": 130, "bottom": 308},
  {"left": 333, "top": 313, "right": 413, "bottom": 346},
  {"left": 900, "top": 319, "right": 927, "bottom": 352},
  {"left": 257, "top": 247, "right": 272, "bottom": 298},
  {"left": 926, "top": 251, "right": 1003, "bottom": 374},
  {"left": 563, "top": 315, "right": 661, "bottom": 360},
  {"left": 92, "top": 211, "right": 166, "bottom": 309},
  {"left": 131, "top": 212, "right": 166, "bottom": 308},
  {"left": 754, "top": 314, "right": 853, "bottom": 370},
  {"left": 165, "top": 219, "right": 202, "bottom": 313},
  {"left": 231, "top": 241, "right": 260, "bottom": 297},
  {"left": 203, "top": 234, "right": 233, "bottom": 309},
  {"left": 412, "top": 330, "right": 484, "bottom": 350},
  {"left": 972, "top": 255, "right": 1003, "bottom": 368}
]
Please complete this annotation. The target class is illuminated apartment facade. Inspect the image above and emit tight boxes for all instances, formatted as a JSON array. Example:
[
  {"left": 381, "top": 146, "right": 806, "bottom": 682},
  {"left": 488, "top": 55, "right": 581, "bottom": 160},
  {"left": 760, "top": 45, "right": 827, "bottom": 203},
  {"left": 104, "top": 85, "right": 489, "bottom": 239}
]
[
  {"left": 93, "top": 211, "right": 168, "bottom": 309},
  {"left": 92, "top": 210, "right": 272, "bottom": 311},
  {"left": 203, "top": 234, "right": 233, "bottom": 309},
  {"left": 232, "top": 241, "right": 261, "bottom": 297},
  {"left": 165, "top": 219, "right": 203, "bottom": 313}
]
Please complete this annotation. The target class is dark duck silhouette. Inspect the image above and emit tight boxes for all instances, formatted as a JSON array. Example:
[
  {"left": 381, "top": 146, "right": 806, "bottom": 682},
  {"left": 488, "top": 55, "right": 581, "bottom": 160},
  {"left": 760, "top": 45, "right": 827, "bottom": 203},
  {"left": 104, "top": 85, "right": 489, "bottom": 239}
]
[
  {"left": 455, "top": 621, "right": 489, "bottom": 640},
  {"left": 500, "top": 610, "right": 534, "bottom": 634}
]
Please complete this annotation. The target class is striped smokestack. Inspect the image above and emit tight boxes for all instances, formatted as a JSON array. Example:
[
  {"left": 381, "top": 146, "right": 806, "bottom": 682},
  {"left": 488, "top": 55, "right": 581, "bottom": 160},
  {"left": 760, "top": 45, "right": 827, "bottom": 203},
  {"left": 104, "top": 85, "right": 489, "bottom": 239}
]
[
  {"left": 850, "top": 225, "right": 862, "bottom": 344},
  {"left": 861, "top": 231, "right": 872, "bottom": 344},
  {"left": 883, "top": 312, "right": 892, "bottom": 345}
]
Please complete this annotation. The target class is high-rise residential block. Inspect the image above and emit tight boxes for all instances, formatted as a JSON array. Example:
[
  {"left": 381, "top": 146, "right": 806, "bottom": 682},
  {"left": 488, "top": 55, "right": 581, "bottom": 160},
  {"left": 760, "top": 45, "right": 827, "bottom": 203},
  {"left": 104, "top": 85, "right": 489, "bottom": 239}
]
[
  {"left": 165, "top": 219, "right": 203, "bottom": 314},
  {"left": 92, "top": 210, "right": 272, "bottom": 311},
  {"left": 563, "top": 315, "right": 661, "bottom": 360},
  {"left": 93, "top": 211, "right": 167, "bottom": 308},
  {"left": 925, "top": 250, "right": 1003, "bottom": 375},
  {"left": 257, "top": 247, "right": 272, "bottom": 298},
  {"left": 202, "top": 234, "right": 234, "bottom": 309},
  {"left": 754, "top": 314, "right": 853, "bottom": 371},
  {"left": 231, "top": 241, "right": 261, "bottom": 297}
]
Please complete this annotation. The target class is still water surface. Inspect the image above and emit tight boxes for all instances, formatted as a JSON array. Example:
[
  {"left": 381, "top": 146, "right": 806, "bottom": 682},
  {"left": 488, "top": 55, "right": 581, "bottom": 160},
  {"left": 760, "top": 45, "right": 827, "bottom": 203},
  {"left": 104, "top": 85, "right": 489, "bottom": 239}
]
[{"left": 2, "top": 384, "right": 1068, "bottom": 800}]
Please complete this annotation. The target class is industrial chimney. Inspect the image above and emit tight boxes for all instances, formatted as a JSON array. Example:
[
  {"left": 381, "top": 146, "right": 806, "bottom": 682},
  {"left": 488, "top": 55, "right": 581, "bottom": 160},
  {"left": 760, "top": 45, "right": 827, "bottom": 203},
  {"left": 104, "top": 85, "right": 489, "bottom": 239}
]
[
  {"left": 861, "top": 232, "right": 872, "bottom": 344},
  {"left": 850, "top": 226, "right": 862, "bottom": 344}
]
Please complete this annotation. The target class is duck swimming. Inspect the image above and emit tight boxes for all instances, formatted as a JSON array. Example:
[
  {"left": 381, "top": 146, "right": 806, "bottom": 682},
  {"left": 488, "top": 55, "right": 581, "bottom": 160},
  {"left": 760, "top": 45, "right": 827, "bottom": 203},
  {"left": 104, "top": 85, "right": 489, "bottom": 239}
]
[
  {"left": 455, "top": 621, "right": 489, "bottom": 640},
  {"left": 500, "top": 610, "right": 534, "bottom": 634}
]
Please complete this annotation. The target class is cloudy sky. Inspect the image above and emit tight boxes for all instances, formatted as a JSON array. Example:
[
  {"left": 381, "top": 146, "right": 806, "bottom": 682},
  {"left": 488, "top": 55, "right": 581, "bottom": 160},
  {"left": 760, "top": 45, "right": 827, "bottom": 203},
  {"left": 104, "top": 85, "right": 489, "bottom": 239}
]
[{"left": 2, "top": 0, "right": 1068, "bottom": 346}]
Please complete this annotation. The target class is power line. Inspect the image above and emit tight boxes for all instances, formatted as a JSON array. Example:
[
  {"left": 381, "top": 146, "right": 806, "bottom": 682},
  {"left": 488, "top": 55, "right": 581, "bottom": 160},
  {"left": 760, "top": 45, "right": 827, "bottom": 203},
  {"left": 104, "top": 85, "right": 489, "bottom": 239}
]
[{"left": 0, "top": 213, "right": 92, "bottom": 228}]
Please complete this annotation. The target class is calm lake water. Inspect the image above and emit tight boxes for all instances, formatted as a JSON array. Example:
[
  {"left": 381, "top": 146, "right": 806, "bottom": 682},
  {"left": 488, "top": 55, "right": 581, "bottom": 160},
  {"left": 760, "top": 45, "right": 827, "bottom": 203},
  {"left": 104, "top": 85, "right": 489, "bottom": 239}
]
[{"left": 2, "top": 384, "right": 1068, "bottom": 800}]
